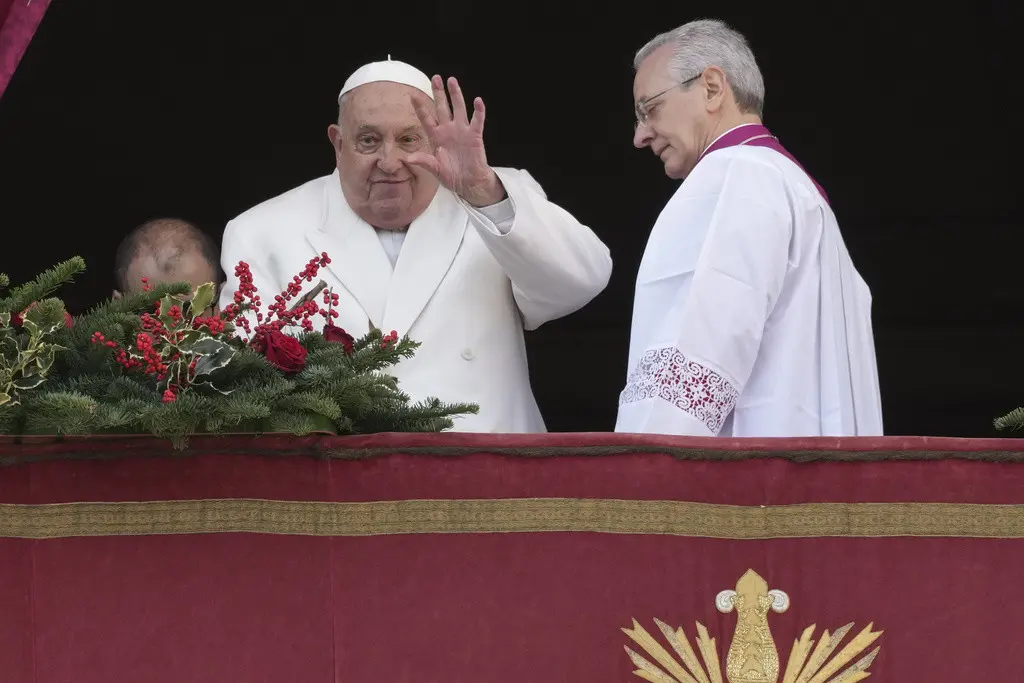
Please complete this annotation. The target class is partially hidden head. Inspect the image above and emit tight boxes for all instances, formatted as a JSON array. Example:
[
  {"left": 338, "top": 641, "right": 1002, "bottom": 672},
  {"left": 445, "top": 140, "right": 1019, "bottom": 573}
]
[
  {"left": 113, "top": 218, "right": 223, "bottom": 306},
  {"left": 632, "top": 19, "right": 765, "bottom": 179},
  {"left": 328, "top": 58, "right": 440, "bottom": 230}
]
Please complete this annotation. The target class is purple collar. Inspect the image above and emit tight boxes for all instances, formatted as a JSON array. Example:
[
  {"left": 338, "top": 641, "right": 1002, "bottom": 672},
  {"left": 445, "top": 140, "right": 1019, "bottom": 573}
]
[{"left": 697, "top": 123, "right": 830, "bottom": 205}]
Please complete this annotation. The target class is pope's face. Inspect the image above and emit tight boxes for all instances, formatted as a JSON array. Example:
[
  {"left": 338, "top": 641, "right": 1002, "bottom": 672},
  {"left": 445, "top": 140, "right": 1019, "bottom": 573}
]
[
  {"left": 632, "top": 44, "right": 709, "bottom": 180},
  {"left": 328, "top": 82, "right": 440, "bottom": 230}
]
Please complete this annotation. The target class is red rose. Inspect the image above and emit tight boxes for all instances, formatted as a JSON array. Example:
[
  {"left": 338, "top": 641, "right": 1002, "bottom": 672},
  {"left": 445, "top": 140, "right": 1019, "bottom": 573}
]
[
  {"left": 263, "top": 330, "right": 308, "bottom": 374},
  {"left": 323, "top": 324, "right": 354, "bottom": 354},
  {"left": 64, "top": 312, "right": 74, "bottom": 328}
]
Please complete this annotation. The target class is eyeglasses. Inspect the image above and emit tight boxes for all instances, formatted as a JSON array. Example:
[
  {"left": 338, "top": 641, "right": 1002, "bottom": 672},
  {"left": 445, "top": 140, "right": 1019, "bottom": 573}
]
[{"left": 634, "top": 72, "right": 703, "bottom": 127}]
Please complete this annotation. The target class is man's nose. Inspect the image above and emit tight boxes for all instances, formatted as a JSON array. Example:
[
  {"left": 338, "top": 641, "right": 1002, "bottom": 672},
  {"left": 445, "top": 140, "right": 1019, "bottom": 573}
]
[
  {"left": 377, "top": 144, "right": 404, "bottom": 173},
  {"left": 633, "top": 123, "right": 653, "bottom": 149}
]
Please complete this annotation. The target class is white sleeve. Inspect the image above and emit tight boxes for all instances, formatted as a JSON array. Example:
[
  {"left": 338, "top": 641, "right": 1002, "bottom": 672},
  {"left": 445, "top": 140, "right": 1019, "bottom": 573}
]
[
  {"left": 616, "top": 160, "right": 793, "bottom": 436},
  {"left": 467, "top": 198, "right": 515, "bottom": 235},
  {"left": 461, "top": 168, "right": 613, "bottom": 330}
]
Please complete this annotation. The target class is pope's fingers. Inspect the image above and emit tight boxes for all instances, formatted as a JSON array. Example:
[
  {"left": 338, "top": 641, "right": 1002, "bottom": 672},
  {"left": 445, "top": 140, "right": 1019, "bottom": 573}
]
[
  {"left": 469, "top": 97, "right": 486, "bottom": 135},
  {"left": 430, "top": 75, "right": 452, "bottom": 123},
  {"left": 446, "top": 77, "right": 469, "bottom": 125},
  {"left": 411, "top": 95, "right": 439, "bottom": 136},
  {"left": 404, "top": 152, "right": 440, "bottom": 177}
]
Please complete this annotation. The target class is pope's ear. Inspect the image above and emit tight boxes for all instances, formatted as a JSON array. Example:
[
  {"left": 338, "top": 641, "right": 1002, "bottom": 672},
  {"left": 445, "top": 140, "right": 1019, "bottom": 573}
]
[{"left": 328, "top": 124, "right": 342, "bottom": 148}]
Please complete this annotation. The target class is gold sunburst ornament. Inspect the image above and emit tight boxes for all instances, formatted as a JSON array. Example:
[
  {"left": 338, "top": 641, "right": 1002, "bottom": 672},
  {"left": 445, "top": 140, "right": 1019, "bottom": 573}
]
[{"left": 623, "top": 569, "right": 883, "bottom": 683}]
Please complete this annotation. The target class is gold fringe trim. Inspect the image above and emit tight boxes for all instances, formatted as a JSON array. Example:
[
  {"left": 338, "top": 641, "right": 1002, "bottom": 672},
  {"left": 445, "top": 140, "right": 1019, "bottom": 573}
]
[{"left": 2, "top": 498, "right": 1023, "bottom": 540}]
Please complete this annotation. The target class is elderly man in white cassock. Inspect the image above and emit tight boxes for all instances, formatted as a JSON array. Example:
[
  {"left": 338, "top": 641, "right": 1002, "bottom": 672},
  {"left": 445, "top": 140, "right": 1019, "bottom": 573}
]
[
  {"left": 218, "top": 58, "right": 612, "bottom": 432},
  {"left": 615, "top": 20, "right": 883, "bottom": 437}
]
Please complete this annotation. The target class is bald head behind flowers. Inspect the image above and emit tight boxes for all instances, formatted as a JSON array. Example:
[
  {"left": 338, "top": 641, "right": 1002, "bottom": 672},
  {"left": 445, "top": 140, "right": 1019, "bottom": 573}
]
[{"left": 114, "top": 218, "right": 222, "bottom": 298}]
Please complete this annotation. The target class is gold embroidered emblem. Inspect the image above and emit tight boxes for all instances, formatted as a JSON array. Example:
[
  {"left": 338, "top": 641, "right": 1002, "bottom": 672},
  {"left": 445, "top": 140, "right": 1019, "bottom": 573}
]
[{"left": 623, "top": 569, "right": 882, "bottom": 683}]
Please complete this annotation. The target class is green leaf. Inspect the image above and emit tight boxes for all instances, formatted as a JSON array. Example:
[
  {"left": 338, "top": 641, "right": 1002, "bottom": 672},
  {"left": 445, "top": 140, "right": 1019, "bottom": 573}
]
[
  {"left": 193, "top": 342, "right": 235, "bottom": 377},
  {"left": 20, "top": 317, "right": 39, "bottom": 337},
  {"left": 191, "top": 337, "right": 232, "bottom": 356},
  {"left": 171, "top": 329, "right": 205, "bottom": 352},
  {"left": 0, "top": 392, "right": 11, "bottom": 407},
  {"left": 13, "top": 376, "right": 46, "bottom": 390},
  {"left": 189, "top": 282, "right": 216, "bottom": 317},
  {"left": 34, "top": 347, "right": 58, "bottom": 374},
  {"left": 158, "top": 294, "right": 185, "bottom": 330},
  {"left": 0, "top": 311, "right": 9, "bottom": 327}
]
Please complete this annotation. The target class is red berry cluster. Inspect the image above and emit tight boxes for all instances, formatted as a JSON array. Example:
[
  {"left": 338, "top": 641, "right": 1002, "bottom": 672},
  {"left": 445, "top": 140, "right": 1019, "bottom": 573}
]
[
  {"left": 91, "top": 331, "right": 172, "bottom": 380},
  {"left": 92, "top": 296, "right": 198, "bottom": 402},
  {"left": 322, "top": 288, "right": 341, "bottom": 320},
  {"left": 90, "top": 251, "right": 372, "bottom": 404},
  {"left": 193, "top": 315, "right": 226, "bottom": 335},
  {"left": 222, "top": 253, "right": 337, "bottom": 350},
  {"left": 381, "top": 330, "right": 399, "bottom": 349}
]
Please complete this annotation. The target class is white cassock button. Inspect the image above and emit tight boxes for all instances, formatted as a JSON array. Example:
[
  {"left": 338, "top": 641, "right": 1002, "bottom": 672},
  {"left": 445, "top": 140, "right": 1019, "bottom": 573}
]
[{"left": 461, "top": 347, "right": 475, "bottom": 361}]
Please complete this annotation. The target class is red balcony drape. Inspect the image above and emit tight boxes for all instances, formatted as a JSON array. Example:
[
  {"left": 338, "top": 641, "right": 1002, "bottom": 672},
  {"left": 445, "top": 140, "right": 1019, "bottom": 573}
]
[{"left": 0, "top": 0, "right": 51, "bottom": 101}]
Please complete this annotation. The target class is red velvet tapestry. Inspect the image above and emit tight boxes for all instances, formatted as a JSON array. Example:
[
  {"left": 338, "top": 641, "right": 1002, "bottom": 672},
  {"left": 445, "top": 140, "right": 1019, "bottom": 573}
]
[{"left": 1, "top": 432, "right": 1023, "bottom": 682}]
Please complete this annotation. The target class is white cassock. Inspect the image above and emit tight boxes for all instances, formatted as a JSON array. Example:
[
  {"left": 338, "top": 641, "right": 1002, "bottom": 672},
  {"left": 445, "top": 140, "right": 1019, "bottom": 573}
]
[
  {"left": 615, "top": 139, "right": 883, "bottom": 437},
  {"left": 219, "top": 166, "right": 612, "bottom": 433}
]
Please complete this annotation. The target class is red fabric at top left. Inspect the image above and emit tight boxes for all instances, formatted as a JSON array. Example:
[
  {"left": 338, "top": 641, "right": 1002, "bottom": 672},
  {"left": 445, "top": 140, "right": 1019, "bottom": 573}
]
[{"left": 0, "top": 0, "right": 51, "bottom": 101}]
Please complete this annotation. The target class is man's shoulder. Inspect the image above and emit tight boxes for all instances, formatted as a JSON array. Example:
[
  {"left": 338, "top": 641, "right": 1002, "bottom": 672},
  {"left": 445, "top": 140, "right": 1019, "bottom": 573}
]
[
  {"left": 227, "top": 171, "right": 335, "bottom": 231},
  {"left": 703, "top": 146, "right": 822, "bottom": 204},
  {"left": 694, "top": 146, "right": 788, "bottom": 183}
]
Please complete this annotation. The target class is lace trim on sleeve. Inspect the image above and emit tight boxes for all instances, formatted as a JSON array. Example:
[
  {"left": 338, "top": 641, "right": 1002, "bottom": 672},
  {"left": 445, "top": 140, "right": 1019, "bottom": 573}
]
[{"left": 619, "top": 347, "right": 739, "bottom": 435}]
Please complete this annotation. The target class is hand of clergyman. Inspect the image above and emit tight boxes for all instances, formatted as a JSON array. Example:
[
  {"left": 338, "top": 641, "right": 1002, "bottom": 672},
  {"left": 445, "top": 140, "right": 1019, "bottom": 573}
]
[{"left": 408, "top": 75, "right": 506, "bottom": 207}]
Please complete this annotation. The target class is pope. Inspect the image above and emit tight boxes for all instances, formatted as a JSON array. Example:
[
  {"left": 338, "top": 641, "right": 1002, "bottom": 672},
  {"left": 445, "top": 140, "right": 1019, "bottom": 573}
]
[{"left": 218, "top": 58, "right": 613, "bottom": 433}]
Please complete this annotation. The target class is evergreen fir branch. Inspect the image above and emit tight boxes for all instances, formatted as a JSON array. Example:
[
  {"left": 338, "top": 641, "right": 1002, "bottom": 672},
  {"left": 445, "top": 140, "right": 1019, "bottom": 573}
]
[
  {"left": 23, "top": 298, "right": 69, "bottom": 335},
  {"left": 265, "top": 411, "right": 333, "bottom": 435},
  {"left": 94, "top": 399, "right": 153, "bottom": 430},
  {"left": 213, "top": 346, "right": 289, "bottom": 385},
  {"left": 103, "top": 376, "right": 163, "bottom": 402},
  {"left": 0, "top": 256, "right": 85, "bottom": 314},
  {"left": 140, "top": 392, "right": 213, "bottom": 449},
  {"left": 274, "top": 392, "right": 343, "bottom": 421},
  {"left": 0, "top": 403, "right": 21, "bottom": 434},
  {"left": 994, "top": 406, "right": 1024, "bottom": 431},
  {"left": 0, "top": 273, "right": 9, "bottom": 291},
  {"left": 83, "top": 282, "right": 192, "bottom": 318},
  {"left": 21, "top": 391, "right": 100, "bottom": 435},
  {"left": 353, "top": 397, "right": 478, "bottom": 434},
  {"left": 344, "top": 333, "right": 420, "bottom": 374}
]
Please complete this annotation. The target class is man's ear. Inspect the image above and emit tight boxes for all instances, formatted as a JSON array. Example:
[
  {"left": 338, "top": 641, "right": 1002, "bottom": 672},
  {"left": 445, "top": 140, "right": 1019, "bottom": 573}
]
[
  {"left": 111, "top": 289, "right": 122, "bottom": 300},
  {"left": 702, "top": 66, "right": 729, "bottom": 113},
  {"left": 328, "top": 124, "right": 342, "bottom": 149}
]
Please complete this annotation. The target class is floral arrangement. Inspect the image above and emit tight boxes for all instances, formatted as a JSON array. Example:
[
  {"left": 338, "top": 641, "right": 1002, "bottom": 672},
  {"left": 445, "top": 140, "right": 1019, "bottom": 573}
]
[{"left": 0, "top": 254, "right": 477, "bottom": 448}]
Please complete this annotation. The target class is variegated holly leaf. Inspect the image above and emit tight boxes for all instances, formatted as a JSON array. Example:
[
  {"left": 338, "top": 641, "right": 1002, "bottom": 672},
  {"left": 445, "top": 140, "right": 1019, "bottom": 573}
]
[
  {"left": 188, "top": 282, "right": 217, "bottom": 317},
  {"left": 13, "top": 375, "right": 46, "bottom": 390},
  {"left": 157, "top": 294, "right": 187, "bottom": 331},
  {"left": 191, "top": 337, "right": 235, "bottom": 377}
]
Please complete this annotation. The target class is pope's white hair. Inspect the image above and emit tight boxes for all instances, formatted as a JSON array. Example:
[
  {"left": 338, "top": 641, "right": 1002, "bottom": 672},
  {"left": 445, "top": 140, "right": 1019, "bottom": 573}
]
[
  {"left": 336, "top": 93, "right": 350, "bottom": 129},
  {"left": 634, "top": 19, "right": 765, "bottom": 116}
]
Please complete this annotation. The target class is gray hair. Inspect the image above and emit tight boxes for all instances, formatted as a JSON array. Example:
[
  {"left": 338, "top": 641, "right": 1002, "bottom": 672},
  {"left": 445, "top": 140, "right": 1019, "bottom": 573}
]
[
  {"left": 634, "top": 19, "right": 765, "bottom": 116},
  {"left": 336, "top": 93, "right": 350, "bottom": 129}
]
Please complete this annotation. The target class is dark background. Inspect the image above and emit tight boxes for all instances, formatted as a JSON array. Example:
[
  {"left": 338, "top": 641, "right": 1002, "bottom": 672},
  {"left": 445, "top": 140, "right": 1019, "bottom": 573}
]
[{"left": 0, "top": 2, "right": 1018, "bottom": 436}]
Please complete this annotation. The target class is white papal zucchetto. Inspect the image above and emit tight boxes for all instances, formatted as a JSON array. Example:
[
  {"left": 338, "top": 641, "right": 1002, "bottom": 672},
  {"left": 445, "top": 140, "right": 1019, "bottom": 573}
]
[{"left": 337, "top": 55, "right": 434, "bottom": 102}]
